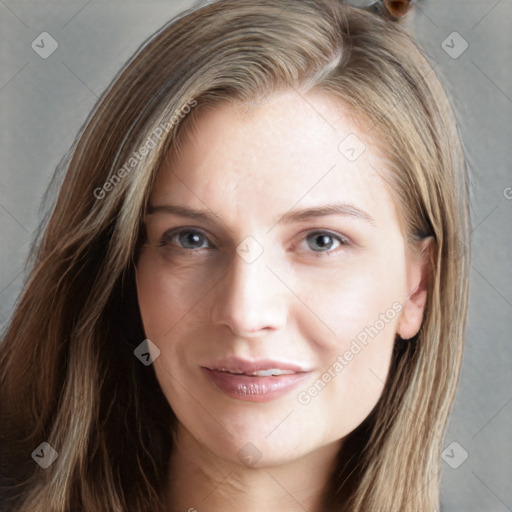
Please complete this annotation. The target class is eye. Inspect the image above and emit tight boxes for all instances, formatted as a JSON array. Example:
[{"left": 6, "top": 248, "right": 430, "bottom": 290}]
[
  {"left": 303, "top": 230, "right": 349, "bottom": 255},
  {"left": 161, "top": 228, "right": 214, "bottom": 251}
]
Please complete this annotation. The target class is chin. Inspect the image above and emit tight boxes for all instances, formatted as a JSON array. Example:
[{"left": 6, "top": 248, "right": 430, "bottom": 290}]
[{"left": 201, "top": 420, "right": 317, "bottom": 468}]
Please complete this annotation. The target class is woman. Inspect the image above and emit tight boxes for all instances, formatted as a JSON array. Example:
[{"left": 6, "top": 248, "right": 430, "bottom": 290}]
[{"left": 0, "top": 0, "right": 470, "bottom": 510}]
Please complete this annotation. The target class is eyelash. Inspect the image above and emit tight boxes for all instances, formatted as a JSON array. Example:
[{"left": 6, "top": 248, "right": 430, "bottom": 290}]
[{"left": 159, "top": 227, "right": 350, "bottom": 257}]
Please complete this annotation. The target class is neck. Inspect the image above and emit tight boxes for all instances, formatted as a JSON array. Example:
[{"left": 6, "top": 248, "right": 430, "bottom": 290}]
[{"left": 162, "top": 426, "right": 342, "bottom": 512}]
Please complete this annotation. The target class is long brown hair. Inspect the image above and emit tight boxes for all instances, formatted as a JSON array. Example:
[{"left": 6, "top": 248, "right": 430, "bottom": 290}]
[{"left": 0, "top": 1, "right": 470, "bottom": 510}]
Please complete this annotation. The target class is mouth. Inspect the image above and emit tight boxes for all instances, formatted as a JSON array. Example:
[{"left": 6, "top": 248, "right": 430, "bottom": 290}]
[
  {"left": 201, "top": 357, "right": 312, "bottom": 402},
  {"left": 207, "top": 367, "right": 296, "bottom": 376}
]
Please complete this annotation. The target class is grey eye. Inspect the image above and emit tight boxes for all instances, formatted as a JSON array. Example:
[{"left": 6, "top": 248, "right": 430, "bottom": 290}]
[
  {"left": 162, "top": 229, "right": 211, "bottom": 250},
  {"left": 306, "top": 232, "right": 342, "bottom": 252},
  {"left": 178, "top": 230, "right": 208, "bottom": 249}
]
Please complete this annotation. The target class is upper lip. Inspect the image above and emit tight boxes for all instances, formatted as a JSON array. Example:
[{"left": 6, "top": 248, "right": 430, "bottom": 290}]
[{"left": 202, "top": 357, "right": 311, "bottom": 374}]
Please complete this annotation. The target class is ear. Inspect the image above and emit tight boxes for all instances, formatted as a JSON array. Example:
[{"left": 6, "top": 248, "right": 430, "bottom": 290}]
[{"left": 398, "top": 237, "right": 433, "bottom": 340}]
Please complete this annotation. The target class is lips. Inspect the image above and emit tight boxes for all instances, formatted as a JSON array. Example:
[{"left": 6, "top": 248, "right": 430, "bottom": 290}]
[{"left": 201, "top": 357, "right": 312, "bottom": 402}]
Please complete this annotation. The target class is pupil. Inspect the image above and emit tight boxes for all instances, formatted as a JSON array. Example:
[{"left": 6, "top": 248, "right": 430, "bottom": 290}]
[
  {"left": 183, "top": 231, "right": 201, "bottom": 247},
  {"left": 315, "top": 234, "right": 332, "bottom": 250}
]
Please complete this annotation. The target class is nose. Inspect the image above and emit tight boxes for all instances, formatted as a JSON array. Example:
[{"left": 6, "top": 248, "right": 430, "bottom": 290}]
[{"left": 210, "top": 249, "right": 288, "bottom": 337}]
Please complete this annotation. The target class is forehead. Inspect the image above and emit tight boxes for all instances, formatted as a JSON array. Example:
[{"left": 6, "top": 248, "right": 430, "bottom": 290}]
[{"left": 151, "top": 90, "right": 399, "bottom": 230}]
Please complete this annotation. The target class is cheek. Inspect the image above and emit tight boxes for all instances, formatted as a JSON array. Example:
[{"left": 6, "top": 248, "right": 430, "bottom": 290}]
[
  {"left": 292, "top": 254, "right": 404, "bottom": 435},
  {"left": 294, "top": 250, "right": 407, "bottom": 352},
  {"left": 135, "top": 252, "right": 222, "bottom": 394},
  {"left": 135, "top": 251, "right": 214, "bottom": 339},
  {"left": 135, "top": 254, "right": 201, "bottom": 408},
  {"left": 295, "top": 296, "right": 399, "bottom": 439}
]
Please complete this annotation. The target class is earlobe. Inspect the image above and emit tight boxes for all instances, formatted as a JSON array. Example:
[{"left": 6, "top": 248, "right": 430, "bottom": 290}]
[{"left": 398, "top": 237, "right": 434, "bottom": 340}]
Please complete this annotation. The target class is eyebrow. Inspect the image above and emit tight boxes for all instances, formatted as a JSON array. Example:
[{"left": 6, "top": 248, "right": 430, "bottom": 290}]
[
  {"left": 275, "top": 202, "right": 375, "bottom": 226},
  {"left": 147, "top": 201, "right": 375, "bottom": 226}
]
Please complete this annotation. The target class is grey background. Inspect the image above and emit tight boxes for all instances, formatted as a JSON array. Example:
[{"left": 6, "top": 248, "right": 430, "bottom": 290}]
[{"left": 0, "top": 1, "right": 511, "bottom": 510}]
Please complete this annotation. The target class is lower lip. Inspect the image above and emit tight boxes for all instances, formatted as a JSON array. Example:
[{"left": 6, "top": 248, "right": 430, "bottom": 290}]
[{"left": 202, "top": 368, "right": 310, "bottom": 402}]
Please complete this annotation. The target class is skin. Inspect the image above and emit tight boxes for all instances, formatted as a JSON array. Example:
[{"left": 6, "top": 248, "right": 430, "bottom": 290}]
[{"left": 135, "top": 89, "right": 430, "bottom": 511}]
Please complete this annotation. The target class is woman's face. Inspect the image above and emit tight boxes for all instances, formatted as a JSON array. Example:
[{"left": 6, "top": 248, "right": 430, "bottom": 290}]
[{"left": 136, "top": 90, "right": 428, "bottom": 467}]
